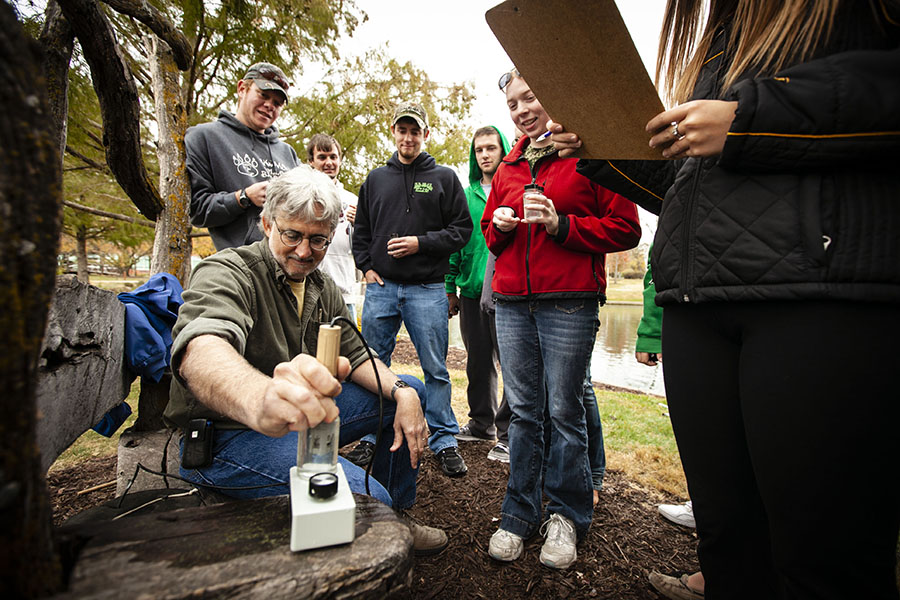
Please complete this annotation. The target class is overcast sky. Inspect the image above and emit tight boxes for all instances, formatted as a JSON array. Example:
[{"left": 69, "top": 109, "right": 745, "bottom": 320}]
[
  {"left": 343, "top": 0, "right": 667, "bottom": 138},
  {"left": 341, "top": 1, "right": 667, "bottom": 238}
]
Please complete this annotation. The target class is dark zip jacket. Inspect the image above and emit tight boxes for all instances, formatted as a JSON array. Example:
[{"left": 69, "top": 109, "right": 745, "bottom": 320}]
[
  {"left": 353, "top": 151, "right": 472, "bottom": 284},
  {"left": 576, "top": 4, "right": 900, "bottom": 305}
]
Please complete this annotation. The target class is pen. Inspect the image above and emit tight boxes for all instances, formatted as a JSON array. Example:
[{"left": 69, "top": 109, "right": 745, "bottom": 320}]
[{"left": 536, "top": 130, "right": 552, "bottom": 142}]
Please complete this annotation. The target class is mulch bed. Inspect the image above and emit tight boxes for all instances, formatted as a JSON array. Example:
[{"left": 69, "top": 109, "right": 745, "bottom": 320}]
[
  {"left": 46, "top": 338, "right": 699, "bottom": 599},
  {"left": 403, "top": 442, "right": 698, "bottom": 599}
]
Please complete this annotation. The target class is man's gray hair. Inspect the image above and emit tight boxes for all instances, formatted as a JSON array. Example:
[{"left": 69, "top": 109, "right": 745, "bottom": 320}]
[{"left": 261, "top": 165, "right": 341, "bottom": 232}]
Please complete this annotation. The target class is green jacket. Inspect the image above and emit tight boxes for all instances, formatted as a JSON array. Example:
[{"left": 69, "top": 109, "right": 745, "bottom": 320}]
[
  {"left": 635, "top": 250, "right": 662, "bottom": 353},
  {"left": 165, "top": 240, "right": 367, "bottom": 429},
  {"left": 445, "top": 126, "right": 512, "bottom": 299}
]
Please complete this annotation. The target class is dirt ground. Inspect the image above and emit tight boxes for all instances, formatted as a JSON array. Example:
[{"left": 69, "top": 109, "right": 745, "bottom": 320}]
[{"left": 47, "top": 339, "right": 699, "bottom": 599}]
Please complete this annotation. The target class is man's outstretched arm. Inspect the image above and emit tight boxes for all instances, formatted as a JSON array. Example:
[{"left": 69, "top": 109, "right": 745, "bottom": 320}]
[{"left": 179, "top": 334, "right": 347, "bottom": 437}]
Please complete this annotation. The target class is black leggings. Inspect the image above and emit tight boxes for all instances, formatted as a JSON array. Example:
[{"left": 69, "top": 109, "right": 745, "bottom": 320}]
[{"left": 662, "top": 300, "right": 900, "bottom": 600}]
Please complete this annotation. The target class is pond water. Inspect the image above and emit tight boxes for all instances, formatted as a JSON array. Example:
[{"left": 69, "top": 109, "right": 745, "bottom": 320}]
[{"left": 448, "top": 303, "right": 665, "bottom": 397}]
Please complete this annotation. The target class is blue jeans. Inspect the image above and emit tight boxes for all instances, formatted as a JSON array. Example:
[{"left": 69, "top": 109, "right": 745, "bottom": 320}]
[
  {"left": 496, "top": 298, "right": 598, "bottom": 539},
  {"left": 361, "top": 280, "right": 458, "bottom": 454},
  {"left": 545, "top": 367, "right": 606, "bottom": 491},
  {"left": 179, "top": 376, "right": 424, "bottom": 510},
  {"left": 584, "top": 369, "right": 606, "bottom": 491}
]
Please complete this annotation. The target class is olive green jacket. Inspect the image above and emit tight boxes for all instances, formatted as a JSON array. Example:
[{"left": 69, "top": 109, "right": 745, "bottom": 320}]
[{"left": 165, "top": 240, "right": 367, "bottom": 429}]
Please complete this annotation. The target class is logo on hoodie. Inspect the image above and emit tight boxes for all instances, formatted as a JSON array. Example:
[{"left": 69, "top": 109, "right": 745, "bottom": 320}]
[{"left": 413, "top": 181, "right": 433, "bottom": 194}]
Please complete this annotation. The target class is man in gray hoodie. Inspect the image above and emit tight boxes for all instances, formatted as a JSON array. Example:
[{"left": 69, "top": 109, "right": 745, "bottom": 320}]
[{"left": 186, "top": 62, "right": 300, "bottom": 250}]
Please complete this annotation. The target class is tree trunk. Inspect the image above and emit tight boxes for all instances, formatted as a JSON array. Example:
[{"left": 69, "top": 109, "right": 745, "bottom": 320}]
[
  {"left": 0, "top": 3, "right": 65, "bottom": 595},
  {"left": 136, "top": 36, "right": 192, "bottom": 431},
  {"left": 147, "top": 35, "right": 192, "bottom": 286},
  {"left": 75, "top": 225, "right": 89, "bottom": 283},
  {"left": 38, "top": 0, "right": 74, "bottom": 162}
]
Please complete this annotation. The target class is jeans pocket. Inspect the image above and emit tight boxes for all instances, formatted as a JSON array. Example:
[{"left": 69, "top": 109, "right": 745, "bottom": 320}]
[{"left": 554, "top": 299, "right": 585, "bottom": 314}]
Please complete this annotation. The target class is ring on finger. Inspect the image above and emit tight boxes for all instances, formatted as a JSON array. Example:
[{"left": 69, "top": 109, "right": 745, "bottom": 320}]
[{"left": 671, "top": 120, "right": 686, "bottom": 141}]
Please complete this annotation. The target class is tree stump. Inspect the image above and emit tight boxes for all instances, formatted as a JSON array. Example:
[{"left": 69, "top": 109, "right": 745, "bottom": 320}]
[
  {"left": 115, "top": 428, "right": 182, "bottom": 496},
  {"left": 36, "top": 275, "right": 130, "bottom": 471},
  {"left": 53, "top": 494, "right": 413, "bottom": 599}
]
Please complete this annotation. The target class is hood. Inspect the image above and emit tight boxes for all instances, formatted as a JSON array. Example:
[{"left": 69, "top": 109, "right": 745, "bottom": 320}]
[
  {"left": 386, "top": 150, "right": 436, "bottom": 172},
  {"left": 216, "top": 109, "right": 283, "bottom": 144},
  {"left": 503, "top": 133, "right": 531, "bottom": 165},
  {"left": 467, "top": 126, "right": 512, "bottom": 184}
]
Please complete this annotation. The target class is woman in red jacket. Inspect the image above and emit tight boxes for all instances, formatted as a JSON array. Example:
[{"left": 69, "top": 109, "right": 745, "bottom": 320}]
[{"left": 481, "top": 72, "right": 640, "bottom": 570}]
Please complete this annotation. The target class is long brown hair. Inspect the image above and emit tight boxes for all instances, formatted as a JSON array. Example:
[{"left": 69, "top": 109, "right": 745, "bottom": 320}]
[{"left": 655, "top": 0, "right": 853, "bottom": 105}]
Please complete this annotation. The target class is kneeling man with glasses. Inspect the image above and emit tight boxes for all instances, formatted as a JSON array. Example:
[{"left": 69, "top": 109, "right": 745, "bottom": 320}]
[{"left": 165, "top": 165, "right": 448, "bottom": 555}]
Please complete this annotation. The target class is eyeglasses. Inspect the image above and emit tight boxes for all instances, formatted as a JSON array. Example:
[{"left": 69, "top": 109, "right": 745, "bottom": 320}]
[
  {"left": 497, "top": 68, "right": 520, "bottom": 90},
  {"left": 273, "top": 218, "right": 330, "bottom": 251},
  {"left": 257, "top": 65, "right": 290, "bottom": 91}
]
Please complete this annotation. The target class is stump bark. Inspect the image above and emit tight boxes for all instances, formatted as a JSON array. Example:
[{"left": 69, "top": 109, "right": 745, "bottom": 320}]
[
  {"left": 54, "top": 494, "right": 413, "bottom": 599},
  {"left": 36, "top": 276, "right": 130, "bottom": 471}
]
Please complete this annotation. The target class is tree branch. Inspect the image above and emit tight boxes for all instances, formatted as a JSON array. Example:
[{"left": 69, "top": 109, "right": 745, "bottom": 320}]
[
  {"left": 63, "top": 199, "right": 155, "bottom": 226},
  {"left": 56, "top": 0, "right": 163, "bottom": 220},
  {"left": 99, "top": 0, "right": 192, "bottom": 71},
  {"left": 65, "top": 144, "right": 109, "bottom": 173},
  {"left": 38, "top": 0, "right": 74, "bottom": 162},
  {"left": 64, "top": 200, "right": 209, "bottom": 238}
]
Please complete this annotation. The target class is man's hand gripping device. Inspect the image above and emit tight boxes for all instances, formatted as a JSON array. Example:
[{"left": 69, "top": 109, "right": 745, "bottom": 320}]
[{"left": 289, "top": 324, "right": 356, "bottom": 552}]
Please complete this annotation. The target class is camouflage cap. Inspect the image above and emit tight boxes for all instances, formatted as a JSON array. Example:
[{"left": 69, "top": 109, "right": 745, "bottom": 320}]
[
  {"left": 391, "top": 102, "right": 428, "bottom": 129},
  {"left": 243, "top": 62, "right": 290, "bottom": 102}
]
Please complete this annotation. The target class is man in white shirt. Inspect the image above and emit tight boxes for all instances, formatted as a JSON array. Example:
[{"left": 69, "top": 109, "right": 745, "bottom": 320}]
[{"left": 306, "top": 133, "right": 360, "bottom": 321}]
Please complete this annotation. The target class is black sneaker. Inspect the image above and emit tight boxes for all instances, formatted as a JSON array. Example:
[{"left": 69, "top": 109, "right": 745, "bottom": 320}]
[
  {"left": 436, "top": 446, "right": 467, "bottom": 477},
  {"left": 346, "top": 440, "right": 375, "bottom": 467}
]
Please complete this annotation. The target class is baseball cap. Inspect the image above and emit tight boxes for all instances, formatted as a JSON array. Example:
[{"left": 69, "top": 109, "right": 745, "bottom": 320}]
[
  {"left": 391, "top": 102, "right": 429, "bottom": 129},
  {"left": 243, "top": 62, "right": 290, "bottom": 102}
]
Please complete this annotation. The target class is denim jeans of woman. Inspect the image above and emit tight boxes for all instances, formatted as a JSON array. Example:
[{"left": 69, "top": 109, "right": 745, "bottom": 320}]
[
  {"left": 179, "top": 375, "right": 424, "bottom": 509},
  {"left": 496, "top": 298, "right": 599, "bottom": 539}
]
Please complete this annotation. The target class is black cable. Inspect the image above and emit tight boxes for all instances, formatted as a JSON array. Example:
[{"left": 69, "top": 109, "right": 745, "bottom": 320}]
[{"left": 328, "top": 315, "right": 383, "bottom": 497}]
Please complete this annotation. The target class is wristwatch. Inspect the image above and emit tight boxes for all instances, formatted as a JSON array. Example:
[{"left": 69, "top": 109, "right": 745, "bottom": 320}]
[
  {"left": 390, "top": 379, "right": 411, "bottom": 401},
  {"left": 238, "top": 188, "right": 251, "bottom": 209}
]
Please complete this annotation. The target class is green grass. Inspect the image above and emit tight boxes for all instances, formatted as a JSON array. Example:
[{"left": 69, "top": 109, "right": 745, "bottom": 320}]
[
  {"left": 597, "top": 389, "right": 687, "bottom": 498},
  {"left": 605, "top": 277, "right": 644, "bottom": 303},
  {"left": 49, "top": 382, "right": 141, "bottom": 473}
]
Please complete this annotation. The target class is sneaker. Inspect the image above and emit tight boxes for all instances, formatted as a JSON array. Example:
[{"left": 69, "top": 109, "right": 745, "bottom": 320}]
[
  {"left": 658, "top": 500, "right": 695, "bottom": 528},
  {"left": 345, "top": 440, "right": 375, "bottom": 467},
  {"left": 488, "top": 528, "right": 524, "bottom": 562},
  {"left": 487, "top": 442, "right": 510, "bottom": 463},
  {"left": 648, "top": 571, "right": 705, "bottom": 600},
  {"left": 539, "top": 513, "right": 577, "bottom": 569},
  {"left": 408, "top": 522, "right": 449, "bottom": 556},
  {"left": 455, "top": 423, "right": 494, "bottom": 442},
  {"left": 436, "top": 446, "right": 467, "bottom": 477}
]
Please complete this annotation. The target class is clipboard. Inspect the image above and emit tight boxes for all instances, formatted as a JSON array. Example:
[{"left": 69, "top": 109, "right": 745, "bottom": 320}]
[{"left": 485, "top": 0, "right": 666, "bottom": 160}]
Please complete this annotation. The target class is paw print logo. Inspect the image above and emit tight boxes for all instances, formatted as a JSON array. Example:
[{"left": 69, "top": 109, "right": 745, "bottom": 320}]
[{"left": 233, "top": 154, "right": 259, "bottom": 177}]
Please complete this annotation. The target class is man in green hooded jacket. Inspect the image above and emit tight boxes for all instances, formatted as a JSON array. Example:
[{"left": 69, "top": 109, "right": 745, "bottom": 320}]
[{"left": 445, "top": 126, "right": 512, "bottom": 452}]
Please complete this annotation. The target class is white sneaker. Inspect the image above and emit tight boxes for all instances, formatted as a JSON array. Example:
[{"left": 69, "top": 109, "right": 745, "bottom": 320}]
[
  {"left": 658, "top": 500, "right": 695, "bottom": 528},
  {"left": 487, "top": 442, "right": 510, "bottom": 463},
  {"left": 539, "top": 513, "right": 577, "bottom": 569},
  {"left": 488, "top": 528, "right": 524, "bottom": 562}
]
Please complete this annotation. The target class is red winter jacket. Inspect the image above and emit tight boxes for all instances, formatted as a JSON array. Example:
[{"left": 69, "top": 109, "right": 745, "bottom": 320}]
[{"left": 481, "top": 136, "right": 641, "bottom": 300}]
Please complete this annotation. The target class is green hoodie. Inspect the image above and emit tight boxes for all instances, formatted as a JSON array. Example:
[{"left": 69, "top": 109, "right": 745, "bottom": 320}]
[
  {"left": 444, "top": 126, "right": 512, "bottom": 298},
  {"left": 635, "top": 250, "right": 662, "bottom": 353}
]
